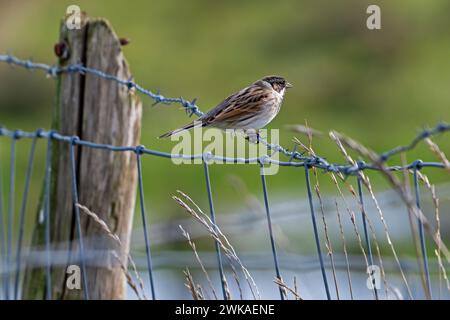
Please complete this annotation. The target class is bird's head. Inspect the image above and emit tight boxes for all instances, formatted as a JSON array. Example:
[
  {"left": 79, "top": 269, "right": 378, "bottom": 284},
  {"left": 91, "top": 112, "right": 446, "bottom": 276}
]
[{"left": 260, "top": 75, "right": 293, "bottom": 94}]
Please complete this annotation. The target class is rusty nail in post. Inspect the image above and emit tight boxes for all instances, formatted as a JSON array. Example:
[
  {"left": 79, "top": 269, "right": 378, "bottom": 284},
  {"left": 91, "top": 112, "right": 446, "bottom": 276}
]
[
  {"left": 119, "top": 38, "right": 130, "bottom": 46},
  {"left": 54, "top": 41, "right": 70, "bottom": 60}
]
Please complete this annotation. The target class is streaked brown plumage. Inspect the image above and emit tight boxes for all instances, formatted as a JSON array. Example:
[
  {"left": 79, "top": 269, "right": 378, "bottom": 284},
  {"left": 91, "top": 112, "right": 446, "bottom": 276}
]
[{"left": 159, "top": 76, "right": 292, "bottom": 138}]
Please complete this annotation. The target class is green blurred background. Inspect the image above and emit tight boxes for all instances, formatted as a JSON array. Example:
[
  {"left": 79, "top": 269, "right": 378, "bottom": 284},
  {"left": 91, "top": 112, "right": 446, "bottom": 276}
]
[{"left": 0, "top": 0, "right": 449, "bottom": 228}]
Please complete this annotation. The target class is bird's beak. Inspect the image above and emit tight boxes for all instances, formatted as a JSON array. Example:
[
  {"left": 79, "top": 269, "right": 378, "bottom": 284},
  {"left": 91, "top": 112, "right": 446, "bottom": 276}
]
[{"left": 286, "top": 82, "right": 293, "bottom": 88}]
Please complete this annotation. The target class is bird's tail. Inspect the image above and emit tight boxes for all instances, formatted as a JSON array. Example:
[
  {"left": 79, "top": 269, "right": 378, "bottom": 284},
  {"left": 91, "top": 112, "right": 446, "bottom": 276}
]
[{"left": 159, "top": 121, "right": 204, "bottom": 138}]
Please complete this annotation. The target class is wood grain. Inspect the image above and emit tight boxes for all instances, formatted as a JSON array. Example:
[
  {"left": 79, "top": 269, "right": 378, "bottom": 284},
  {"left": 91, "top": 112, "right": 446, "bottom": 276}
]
[{"left": 22, "top": 16, "right": 142, "bottom": 299}]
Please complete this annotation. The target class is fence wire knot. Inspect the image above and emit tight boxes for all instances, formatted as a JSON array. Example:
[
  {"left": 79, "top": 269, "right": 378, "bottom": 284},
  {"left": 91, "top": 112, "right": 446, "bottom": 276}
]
[
  {"left": 0, "top": 52, "right": 450, "bottom": 302},
  {"left": 412, "top": 159, "right": 424, "bottom": 170},
  {"left": 12, "top": 130, "right": 22, "bottom": 140},
  {"left": 126, "top": 79, "right": 135, "bottom": 90},
  {"left": 152, "top": 95, "right": 165, "bottom": 106},
  {"left": 48, "top": 130, "right": 57, "bottom": 140},
  {"left": 36, "top": 128, "right": 45, "bottom": 138},
  {"left": 47, "top": 67, "right": 58, "bottom": 77},
  {"left": 70, "top": 136, "right": 80, "bottom": 145},
  {"left": 24, "top": 60, "right": 33, "bottom": 69},
  {"left": 258, "top": 155, "right": 270, "bottom": 166},
  {"left": 5, "top": 54, "right": 13, "bottom": 64},
  {"left": 357, "top": 160, "right": 366, "bottom": 170},
  {"left": 202, "top": 151, "right": 213, "bottom": 163},
  {"left": 135, "top": 145, "right": 146, "bottom": 155}
]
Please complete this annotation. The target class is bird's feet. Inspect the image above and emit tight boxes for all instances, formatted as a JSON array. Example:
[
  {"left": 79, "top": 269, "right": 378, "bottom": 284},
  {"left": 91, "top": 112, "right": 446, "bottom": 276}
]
[{"left": 244, "top": 129, "right": 261, "bottom": 144}]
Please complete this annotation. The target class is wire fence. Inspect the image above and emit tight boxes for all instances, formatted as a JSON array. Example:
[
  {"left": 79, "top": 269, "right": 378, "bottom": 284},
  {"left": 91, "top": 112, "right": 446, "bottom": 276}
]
[{"left": 0, "top": 54, "right": 449, "bottom": 300}]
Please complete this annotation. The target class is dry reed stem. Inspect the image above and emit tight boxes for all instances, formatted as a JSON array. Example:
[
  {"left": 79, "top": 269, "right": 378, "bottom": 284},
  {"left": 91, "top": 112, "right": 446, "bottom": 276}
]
[
  {"left": 228, "top": 262, "right": 243, "bottom": 300},
  {"left": 303, "top": 122, "right": 340, "bottom": 299},
  {"left": 425, "top": 138, "right": 450, "bottom": 174},
  {"left": 286, "top": 124, "right": 323, "bottom": 137},
  {"left": 111, "top": 252, "right": 142, "bottom": 300},
  {"left": 330, "top": 131, "right": 450, "bottom": 265},
  {"left": 179, "top": 225, "right": 218, "bottom": 299},
  {"left": 421, "top": 138, "right": 450, "bottom": 297},
  {"left": 332, "top": 173, "right": 390, "bottom": 299},
  {"left": 294, "top": 276, "right": 298, "bottom": 298},
  {"left": 400, "top": 153, "right": 427, "bottom": 296},
  {"left": 315, "top": 184, "right": 340, "bottom": 299},
  {"left": 330, "top": 132, "right": 421, "bottom": 299},
  {"left": 416, "top": 171, "right": 450, "bottom": 296},
  {"left": 76, "top": 204, "right": 147, "bottom": 300},
  {"left": 221, "top": 266, "right": 232, "bottom": 300},
  {"left": 339, "top": 178, "right": 390, "bottom": 299},
  {"left": 329, "top": 174, "right": 371, "bottom": 273},
  {"left": 184, "top": 268, "right": 204, "bottom": 300},
  {"left": 334, "top": 200, "right": 354, "bottom": 299},
  {"left": 364, "top": 176, "right": 413, "bottom": 299},
  {"left": 329, "top": 132, "right": 399, "bottom": 298},
  {"left": 175, "top": 191, "right": 253, "bottom": 299},
  {"left": 173, "top": 191, "right": 260, "bottom": 299},
  {"left": 435, "top": 249, "right": 450, "bottom": 294},
  {"left": 274, "top": 277, "right": 303, "bottom": 300}
]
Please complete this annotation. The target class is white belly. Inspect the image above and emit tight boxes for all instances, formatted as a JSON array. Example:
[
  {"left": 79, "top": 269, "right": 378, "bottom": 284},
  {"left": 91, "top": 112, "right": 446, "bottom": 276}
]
[{"left": 238, "top": 90, "right": 284, "bottom": 129}]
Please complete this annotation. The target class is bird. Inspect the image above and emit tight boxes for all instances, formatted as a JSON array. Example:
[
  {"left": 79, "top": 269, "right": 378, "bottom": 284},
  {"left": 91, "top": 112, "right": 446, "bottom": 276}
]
[{"left": 159, "top": 75, "right": 292, "bottom": 138}]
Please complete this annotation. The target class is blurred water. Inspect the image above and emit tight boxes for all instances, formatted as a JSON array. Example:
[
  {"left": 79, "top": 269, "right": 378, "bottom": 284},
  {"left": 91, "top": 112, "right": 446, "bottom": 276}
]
[
  {"left": 129, "top": 252, "right": 450, "bottom": 300},
  {"left": 3, "top": 183, "right": 449, "bottom": 299},
  {"left": 125, "top": 183, "right": 450, "bottom": 300}
]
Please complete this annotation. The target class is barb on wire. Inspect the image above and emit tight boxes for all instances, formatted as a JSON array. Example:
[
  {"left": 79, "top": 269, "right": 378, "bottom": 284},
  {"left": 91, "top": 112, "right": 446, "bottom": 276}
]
[
  {"left": 1, "top": 54, "right": 449, "bottom": 173},
  {"left": 0, "top": 126, "right": 448, "bottom": 176},
  {"left": 1, "top": 54, "right": 450, "bottom": 302},
  {"left": 380, "top": 123, "right": 450, "bottom": 161},
  {"left": 0, "top": 54, "right": 204, "bottom": 117}
]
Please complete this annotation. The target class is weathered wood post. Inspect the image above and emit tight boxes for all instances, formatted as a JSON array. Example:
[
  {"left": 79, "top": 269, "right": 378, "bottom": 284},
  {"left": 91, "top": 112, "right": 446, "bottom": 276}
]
[{"left": 22, "top": 15, "right": 142, "bottom": 299}]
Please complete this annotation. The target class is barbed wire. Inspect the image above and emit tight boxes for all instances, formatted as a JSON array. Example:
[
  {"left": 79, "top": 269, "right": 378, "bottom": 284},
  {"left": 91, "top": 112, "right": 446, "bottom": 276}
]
[
  {"left": 1, "top": 53, "right": 449, "bottom": 301},
  {"left": 0, "top": 54, "right": 204, "bottom": 117},
  {"left": 1, "top": 54, "right": 449, "bottom": 174},
  {"left": 0, "top": 126, "right": 447, "bottom": 174}
]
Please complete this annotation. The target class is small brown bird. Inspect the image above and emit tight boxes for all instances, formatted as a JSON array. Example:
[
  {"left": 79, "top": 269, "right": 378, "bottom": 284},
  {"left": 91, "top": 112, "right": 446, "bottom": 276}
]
[{"left": 159, "top": 76, "right": 292, "bottom": 138}]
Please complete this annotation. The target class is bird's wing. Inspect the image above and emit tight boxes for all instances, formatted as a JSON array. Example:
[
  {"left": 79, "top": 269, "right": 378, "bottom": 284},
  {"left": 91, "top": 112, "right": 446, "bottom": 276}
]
[{"left": 202, "top": 85, "right": 271, "bottom": 125}]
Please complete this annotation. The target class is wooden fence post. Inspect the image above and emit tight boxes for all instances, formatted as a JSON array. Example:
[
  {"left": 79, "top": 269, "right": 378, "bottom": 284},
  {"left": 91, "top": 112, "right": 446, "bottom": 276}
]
[{"left": 22, "top": 15, "right": 142, "bottom": 299}]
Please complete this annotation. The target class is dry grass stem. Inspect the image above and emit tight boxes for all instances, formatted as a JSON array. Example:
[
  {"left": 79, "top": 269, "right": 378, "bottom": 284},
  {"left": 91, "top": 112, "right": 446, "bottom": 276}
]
[
  {"left": 112, "top": 251, "right": 142, "bottom": 300},
  {"left": 416, "top": 171, "right": 450, "bottom": 296},
  {"left": 425, "top": 138, "right": 450, "bottom": 174},
  {"left": 329, "top": 132, "right": 413, "bottom": 298},
  {"left": 400, "top": 153, "right": 427, "bottom": 295},
  {"left": 179, "top": 225, "right": 218, "bottom": 299},
  {"left": 229, "top": 263, "right": 243, "bottom": 300},
  {"left": 173, "top": 191, "right": 260, "bottom": 299},
  {"left": 315, "top": 183, "right": 340, "bottom": 299},
  {"left": 330, "top": 174, "right": 371, "bottom": 272},
  {"left": 223, "top": 272, "right": 232, "bottom": 300},
  {"left": 292, "top": 137, "right": 313, "bottom": 155},
  {"left": 332, "top": 173, "right": 389, "bottom": 299},
  {"left": 334, "top": 200, "right": 354, "bottom": 299},
  {"left": 274, "top": 277, "right": 303, "bottom": 300},
  {"left": 340, "top": 178, "right": 390, "bottom": 299},
  {"left": 330, "top": 132, "right": 450, "bottom": 265},
  {"left": 435, "top": 249, "right": 450, "bottom": 294},
  {"left": 77, "top": 203, "right": 147, "bottom": 299},
  {"left": 286, "top": 124, "right": 323, "bottom": 137},
  {"left": 364, "top": 177, "right": 412, "bottom": 298},
  {"left": 303, "top": 124, "right": 340, "bottom": 299},
  {"left": 184, "top": 268, "right": 204, "bottom": 300}
]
